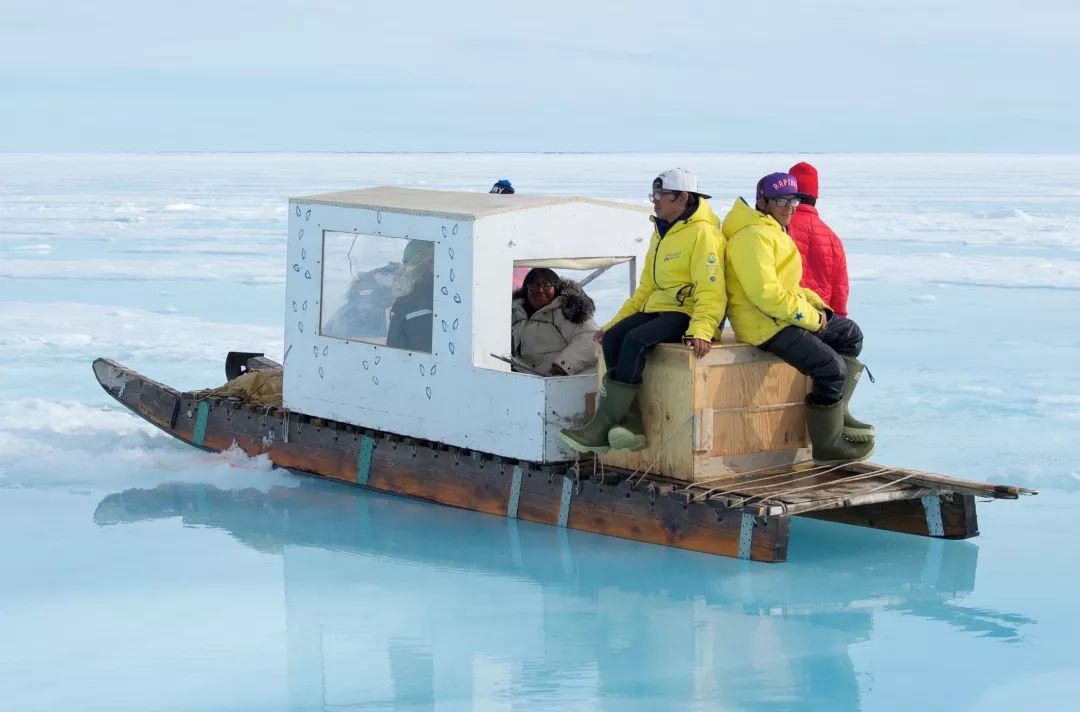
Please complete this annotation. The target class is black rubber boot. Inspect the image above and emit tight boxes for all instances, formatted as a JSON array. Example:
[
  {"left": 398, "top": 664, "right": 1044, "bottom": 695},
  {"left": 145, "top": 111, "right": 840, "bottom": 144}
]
[
  {"left": 607, "top": 392, "right": 647, "bottom": 451},
  {"left": 840, "top": 355, "right": 875, "bottom": 442},
  {"left": 805, "top": 398, "right": 875, "bottom": 465},
  {"left": 559, "top": 373, "right": 636, "bottom": 454}
]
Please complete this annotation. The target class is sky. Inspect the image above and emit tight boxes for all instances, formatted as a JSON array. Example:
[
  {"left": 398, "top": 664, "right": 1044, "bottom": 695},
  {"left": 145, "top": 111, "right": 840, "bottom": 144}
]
[{"left": 2, "top": 0, "right": 1079, "bottom": 153}]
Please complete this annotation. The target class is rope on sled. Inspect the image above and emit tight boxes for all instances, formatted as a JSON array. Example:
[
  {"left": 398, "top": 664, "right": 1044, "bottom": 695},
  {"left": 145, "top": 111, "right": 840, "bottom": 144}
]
[
  {"left": 559, "top": 412, "right": 695, "bottom": 492},
  {"left": 679, "top": 460, "right": 916, "bottom": 513},
  {"left": 623, "top": 414, "right": 695, "bottom": 490},
  {"left": 551, "top": 409, "right": 915, "bottom": 510},
  {"left": 687, "top": 457, "right": 820, "bottom": 490},
  {"left": 786, "top": 470, "right": 920, "bottom": 515},
  {"left": 682, "top": 460, "right": 834, "bottom": 502},
  {"left": 688, "top": 462, "right": 849, "bottom": 505},
  {"left": 724, "top": 465, "right": 900, "bottom": 509}
]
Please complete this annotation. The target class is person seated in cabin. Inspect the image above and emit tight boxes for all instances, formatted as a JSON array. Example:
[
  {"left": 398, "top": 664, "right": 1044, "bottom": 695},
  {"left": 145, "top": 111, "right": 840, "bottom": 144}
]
[
  {"left": 510, "top": 267, "right": 599, "bottom": 376},
  {"left": 559, "top": 168, "right": 726, "bottom": 454},
  {"left": 323, "top": 262, "right": 398, "bottom": 340},
  {"left": 386, "top": 239, "right": 435, "bottom": 352},
  {"left": 720, "top": 172, "right": 874, "bottom": 466}
]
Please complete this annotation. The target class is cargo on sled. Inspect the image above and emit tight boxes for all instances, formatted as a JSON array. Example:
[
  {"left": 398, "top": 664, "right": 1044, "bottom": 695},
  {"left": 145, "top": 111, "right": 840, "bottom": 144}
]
[{"left": 93, "top": 187, "right": 1034, "bottom": 562}]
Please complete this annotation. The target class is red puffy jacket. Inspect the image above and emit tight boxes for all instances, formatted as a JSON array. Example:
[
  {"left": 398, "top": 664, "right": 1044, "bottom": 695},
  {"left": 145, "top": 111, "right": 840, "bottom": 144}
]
[{"left": 787, "top": 204, "right": 849, "bottom": 317}]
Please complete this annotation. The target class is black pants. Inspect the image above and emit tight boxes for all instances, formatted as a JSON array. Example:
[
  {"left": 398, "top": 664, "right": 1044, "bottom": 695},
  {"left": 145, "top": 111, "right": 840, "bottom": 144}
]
[
  {"left": 602, "top": 312, "right": 690, "bottom": 384},
  {"left": 759, "top": 316, "right": 863, "bottom": 405}
]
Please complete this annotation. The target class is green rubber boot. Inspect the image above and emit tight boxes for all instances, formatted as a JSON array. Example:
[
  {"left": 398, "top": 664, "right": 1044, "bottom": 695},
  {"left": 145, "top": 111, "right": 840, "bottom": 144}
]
[
  {"left": 805, "top": 398, "right": 875, "bottom": 465},
  {"left": 559, "top": 373, "right": 636, "bottom": 454},
  {"left": 607, "top": 394, "right": 647, "bottom": 451},
  {"left": 841, "top": 355, "right": 875, "bottom": 443}
]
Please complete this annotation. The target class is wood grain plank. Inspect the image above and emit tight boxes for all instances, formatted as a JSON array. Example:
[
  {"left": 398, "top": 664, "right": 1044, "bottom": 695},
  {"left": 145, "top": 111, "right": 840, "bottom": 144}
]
[
  {"left": 800, "top": 493, "right": 979, "bottom": 538},
  {"left": 567, "top": 483, "right": 788, "bottom": 562},
  {"left": 710, "top": 405, "right": 807, "bottom": 456},
  {"left": 705, "top": 361, "right": 809, "bottom": 409}
]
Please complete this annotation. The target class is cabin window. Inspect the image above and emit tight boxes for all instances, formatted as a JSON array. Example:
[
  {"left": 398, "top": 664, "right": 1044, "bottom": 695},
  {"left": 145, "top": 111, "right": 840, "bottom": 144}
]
[
  {"left": 320, "top": 231, "right": 434, "bottom": 353},
  {"left": 502, "top": 258, "right": 636, "bottom": 375},
  {"left": 513, "top": 259, "right": 636, "bottom": 326}
]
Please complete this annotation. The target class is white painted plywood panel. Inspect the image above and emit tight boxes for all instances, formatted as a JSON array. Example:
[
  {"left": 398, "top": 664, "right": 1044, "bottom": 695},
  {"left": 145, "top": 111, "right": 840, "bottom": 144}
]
[
  {"left": 284, "top": 201, "right": 550, "bottom": 461},
  {"left": 287, "top": 366, "right": 548, "bottom": 460},
  {"left": 542, "top": 375, "right": 596, "bottom": 461},
  {"left": 290, "top": 186, "right": 637, "bottom": 220}
]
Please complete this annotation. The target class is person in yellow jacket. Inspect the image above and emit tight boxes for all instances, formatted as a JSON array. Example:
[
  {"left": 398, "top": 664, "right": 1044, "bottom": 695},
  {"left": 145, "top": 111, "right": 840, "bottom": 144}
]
[
  {"left": 560, "top": 168, "right": 726, "bottom": 454},
  {"left": 722, "top": 172, "right": 874, "bottom": 465}
]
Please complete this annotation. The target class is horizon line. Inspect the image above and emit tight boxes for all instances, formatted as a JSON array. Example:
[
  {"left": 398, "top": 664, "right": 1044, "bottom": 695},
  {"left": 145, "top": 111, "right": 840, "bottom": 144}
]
[{"left": 3, "top": 150, "right": 1080, "bottom": 157}]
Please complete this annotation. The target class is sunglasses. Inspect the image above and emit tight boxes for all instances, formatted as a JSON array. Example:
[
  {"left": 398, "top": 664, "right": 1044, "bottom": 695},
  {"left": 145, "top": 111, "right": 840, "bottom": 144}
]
[
  {"left": 649, "top": 190, "right": 677, "bottom": 201},
  {"left": 767, "top": 196, "right": 801, "bottom": 207},
  {"left": 526, "top": 282, "right": 556, "bottom": 292}
]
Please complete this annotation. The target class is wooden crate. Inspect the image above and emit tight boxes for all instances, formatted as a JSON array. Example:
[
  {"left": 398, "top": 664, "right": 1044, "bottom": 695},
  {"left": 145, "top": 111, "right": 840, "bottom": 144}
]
[{"left": 598, "top": 332, "right": 810, "bottom": 482}]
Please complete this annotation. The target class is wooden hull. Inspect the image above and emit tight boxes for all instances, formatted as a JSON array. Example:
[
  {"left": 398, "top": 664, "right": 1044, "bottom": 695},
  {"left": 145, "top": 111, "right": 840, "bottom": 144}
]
[{"left": 92, "top": 357, "right": 1033, "bottom": 563}]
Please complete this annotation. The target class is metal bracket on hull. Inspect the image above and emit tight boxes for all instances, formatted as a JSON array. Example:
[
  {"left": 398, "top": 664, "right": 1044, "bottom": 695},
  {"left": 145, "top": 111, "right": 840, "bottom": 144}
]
[
  {"left": 558, "top": 475, "right": 574, "bottom": 527},
  {"left": 356, "top": 436, "right": 375, "bottom": 486},
  {"left": 738, "top": 513, "right": 755, "bottom": 559},
  {"left": 192, "top": 401, "right": 210, "bottom": 446},
  {"left": 507, "top": 466, "right": 523, "bottom": 518},
  {"left": 921, "top": 495, "right": 945, "bottom": 537}
]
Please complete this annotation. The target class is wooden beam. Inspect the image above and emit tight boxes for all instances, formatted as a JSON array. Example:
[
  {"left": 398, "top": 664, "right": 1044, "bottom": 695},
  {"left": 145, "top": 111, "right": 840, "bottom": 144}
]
[{"left": 800, "top": 493, "right": 980, "bottom": 539}]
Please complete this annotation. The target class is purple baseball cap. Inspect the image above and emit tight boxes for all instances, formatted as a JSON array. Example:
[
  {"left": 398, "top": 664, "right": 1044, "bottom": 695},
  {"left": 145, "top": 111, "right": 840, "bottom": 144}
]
[{"left": 756, "top": 172, "right": 799, "bottom": 200}]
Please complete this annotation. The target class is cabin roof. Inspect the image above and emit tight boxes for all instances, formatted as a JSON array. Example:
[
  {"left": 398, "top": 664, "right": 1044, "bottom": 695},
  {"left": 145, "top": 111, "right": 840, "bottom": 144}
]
[{"left": 290, "top": 186, "right": 648, "bottom": 220}]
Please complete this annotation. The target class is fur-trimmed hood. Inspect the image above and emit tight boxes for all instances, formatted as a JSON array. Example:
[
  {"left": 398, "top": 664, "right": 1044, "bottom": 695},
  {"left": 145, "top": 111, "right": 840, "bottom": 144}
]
[{"left": 512, "top": 279, "right": 595, "bottom": 325}]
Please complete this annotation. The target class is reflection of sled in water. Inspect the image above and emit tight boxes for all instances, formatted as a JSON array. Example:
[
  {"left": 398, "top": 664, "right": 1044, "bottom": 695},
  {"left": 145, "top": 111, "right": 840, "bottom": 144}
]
[
  {"left": 93, "top": 478, "right": 1027, "bottom": 632},
  {"left": 93, "top": 479, "right": 1033, "bottom": 709},
  {"left": 92, "top": 187, "right": 1035, "bottom": 563}
]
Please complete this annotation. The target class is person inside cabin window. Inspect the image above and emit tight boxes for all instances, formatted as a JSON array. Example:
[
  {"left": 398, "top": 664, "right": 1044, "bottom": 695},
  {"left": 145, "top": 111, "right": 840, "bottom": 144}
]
[
  {"left": 323, "top": 262, "right": 398, "bottom": 341},
  {"left": 386, "top": 239, "right": 435, "bottom": 352},
  {"left": 559, "top": 168, "right": 727, "bottom": 454},
  {"left": 510, "top": 268, "right": 599, "bottom": 376},
  {"left": 720, "top": 172, "right": 874, "bottom": 465}
]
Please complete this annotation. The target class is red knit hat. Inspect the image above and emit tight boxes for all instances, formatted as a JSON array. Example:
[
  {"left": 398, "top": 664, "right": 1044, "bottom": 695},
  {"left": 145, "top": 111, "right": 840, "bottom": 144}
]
[{"left": 789, "top": 162, "right": 819, "bottom": 200}]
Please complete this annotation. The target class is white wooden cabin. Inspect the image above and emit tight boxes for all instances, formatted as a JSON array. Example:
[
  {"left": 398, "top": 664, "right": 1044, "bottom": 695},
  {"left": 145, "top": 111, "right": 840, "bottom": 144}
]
[{"left": 283, "top": 187, "right": 649, "bottom": 463}]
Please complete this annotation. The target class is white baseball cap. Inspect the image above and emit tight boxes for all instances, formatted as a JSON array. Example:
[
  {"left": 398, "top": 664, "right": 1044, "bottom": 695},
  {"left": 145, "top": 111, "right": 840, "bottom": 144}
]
[{"left": 654, "top": 168, "right": 711, "bottom": 199}]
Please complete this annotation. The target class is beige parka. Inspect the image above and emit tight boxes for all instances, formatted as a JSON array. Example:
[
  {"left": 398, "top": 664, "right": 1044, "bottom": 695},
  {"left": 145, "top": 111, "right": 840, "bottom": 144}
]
[{"left": 510, "top": 280, "right": 599, "bottom": 375}]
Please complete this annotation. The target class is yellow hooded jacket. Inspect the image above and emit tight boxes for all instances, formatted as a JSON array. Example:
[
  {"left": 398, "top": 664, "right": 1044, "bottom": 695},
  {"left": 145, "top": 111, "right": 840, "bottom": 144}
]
[
  {"left": 604, "top": 199, "right": 727, "bottom": 341},
  {"left": 721, "top": 198, "right": 827, "bottom": 346}
]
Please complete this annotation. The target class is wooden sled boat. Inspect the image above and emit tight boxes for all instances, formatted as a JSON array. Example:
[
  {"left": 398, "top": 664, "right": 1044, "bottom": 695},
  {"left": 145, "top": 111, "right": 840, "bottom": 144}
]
[
  {"left": 92, "top": 353, "right": 1032, "bottom": 563},
  {"left": 92, "top": 186, "right": 1034, "bottom": 562}
]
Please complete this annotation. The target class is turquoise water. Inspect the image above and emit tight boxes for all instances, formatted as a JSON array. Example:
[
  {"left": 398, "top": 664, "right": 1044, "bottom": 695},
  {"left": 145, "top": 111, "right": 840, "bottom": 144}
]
[
  {"left": 1, "top": 154, "right": 1077, "bottom": 711},
  {"left": 2, "top": 473, "right": 1072, "bottom": 711}
]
